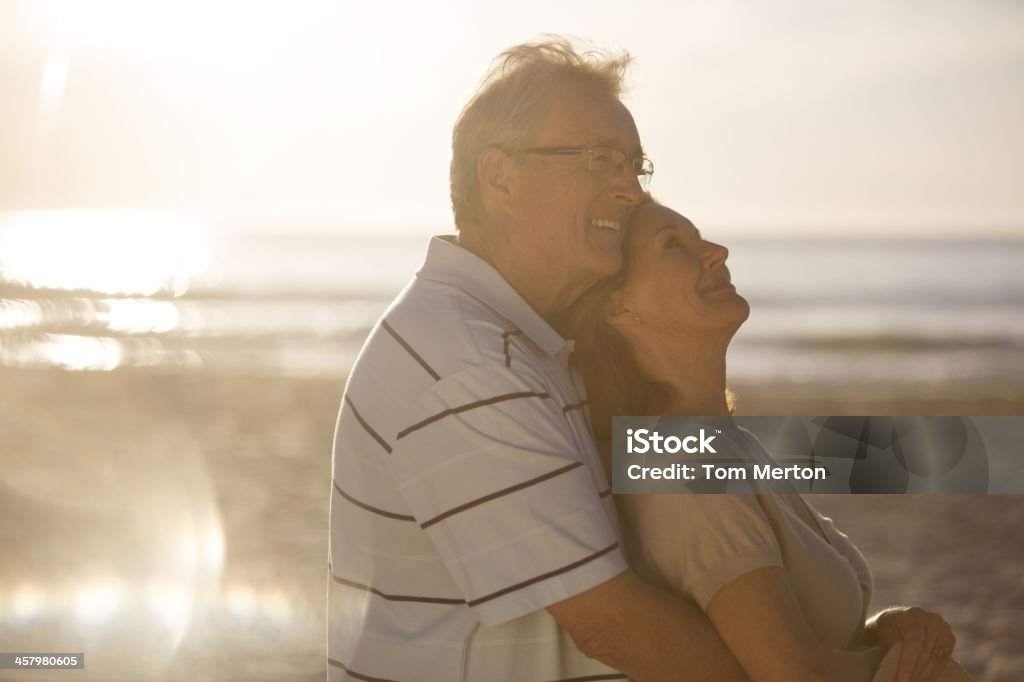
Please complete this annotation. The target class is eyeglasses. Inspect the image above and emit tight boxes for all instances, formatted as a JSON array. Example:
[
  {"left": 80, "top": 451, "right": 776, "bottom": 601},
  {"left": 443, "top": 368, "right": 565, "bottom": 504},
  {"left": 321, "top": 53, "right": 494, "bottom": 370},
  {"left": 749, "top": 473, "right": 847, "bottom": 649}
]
[{"left": 518, "top": 146, "right": 654, "bottom": 190}]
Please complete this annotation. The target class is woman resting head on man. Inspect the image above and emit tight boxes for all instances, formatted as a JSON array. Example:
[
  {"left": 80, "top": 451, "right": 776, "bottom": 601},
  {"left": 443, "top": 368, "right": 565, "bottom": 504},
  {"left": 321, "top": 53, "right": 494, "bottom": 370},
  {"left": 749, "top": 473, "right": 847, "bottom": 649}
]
[{"left": 557, "top": 199, "right": 971, "bottom": 682}]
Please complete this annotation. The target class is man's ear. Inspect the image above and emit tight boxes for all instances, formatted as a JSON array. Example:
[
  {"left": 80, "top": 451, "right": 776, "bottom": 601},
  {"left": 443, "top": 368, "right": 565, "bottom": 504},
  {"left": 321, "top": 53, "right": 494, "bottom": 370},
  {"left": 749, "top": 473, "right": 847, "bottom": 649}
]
[{"left": 477, "top": 147, "right": 513, "bottom": 211}]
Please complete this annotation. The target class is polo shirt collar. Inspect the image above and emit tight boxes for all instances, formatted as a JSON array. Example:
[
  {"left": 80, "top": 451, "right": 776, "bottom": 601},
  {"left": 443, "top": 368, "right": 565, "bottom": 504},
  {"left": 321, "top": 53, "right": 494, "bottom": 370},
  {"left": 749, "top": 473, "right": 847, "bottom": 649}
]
[{"left": 416, "top": 235, "right": 572, "bottom": 358}]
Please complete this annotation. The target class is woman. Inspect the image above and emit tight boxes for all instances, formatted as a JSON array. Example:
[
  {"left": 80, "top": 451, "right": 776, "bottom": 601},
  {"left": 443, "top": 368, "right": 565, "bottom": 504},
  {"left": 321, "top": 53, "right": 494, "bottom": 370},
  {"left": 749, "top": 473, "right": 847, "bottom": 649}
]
[{"left": 557, "top": 200, "right": 970, "bottom": 682}]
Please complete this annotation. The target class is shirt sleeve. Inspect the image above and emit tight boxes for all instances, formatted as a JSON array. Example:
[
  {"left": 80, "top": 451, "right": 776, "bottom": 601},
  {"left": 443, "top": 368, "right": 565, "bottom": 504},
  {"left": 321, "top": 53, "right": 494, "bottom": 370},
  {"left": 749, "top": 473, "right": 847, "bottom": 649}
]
[
  {"left": 388, "top": 363, "right": 627, "bottom": 626},
  {"left": 617, "top": 492, "right": 784, "bottom": 609}
]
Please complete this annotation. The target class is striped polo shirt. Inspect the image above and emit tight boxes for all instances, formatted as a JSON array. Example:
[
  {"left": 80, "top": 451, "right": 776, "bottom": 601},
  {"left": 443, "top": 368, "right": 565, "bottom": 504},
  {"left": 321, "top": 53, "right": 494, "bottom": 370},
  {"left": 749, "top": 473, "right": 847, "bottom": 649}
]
[{"left": 328, "top": 235, "right": 629, "bottom": 682}]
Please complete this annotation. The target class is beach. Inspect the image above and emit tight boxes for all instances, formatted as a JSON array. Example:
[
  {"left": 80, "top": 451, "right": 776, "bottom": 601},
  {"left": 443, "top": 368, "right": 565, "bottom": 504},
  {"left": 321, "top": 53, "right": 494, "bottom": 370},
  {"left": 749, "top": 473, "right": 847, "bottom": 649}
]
[{"left": 2, "top": 366, "right": 1022, "bottom": 681}]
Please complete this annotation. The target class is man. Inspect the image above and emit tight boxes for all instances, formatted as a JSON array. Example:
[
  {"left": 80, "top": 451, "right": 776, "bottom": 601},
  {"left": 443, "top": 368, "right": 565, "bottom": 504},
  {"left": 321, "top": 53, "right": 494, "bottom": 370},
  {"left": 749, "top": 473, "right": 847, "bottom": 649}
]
[{"left": 328, "top": 38, "right": 749, "bottom": 681}]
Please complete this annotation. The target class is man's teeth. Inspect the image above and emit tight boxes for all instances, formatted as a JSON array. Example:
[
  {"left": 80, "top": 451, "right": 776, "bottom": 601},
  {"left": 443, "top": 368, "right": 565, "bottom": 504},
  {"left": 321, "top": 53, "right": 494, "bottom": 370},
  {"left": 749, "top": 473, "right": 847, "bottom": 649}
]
[{"left": 591, "top": 218, "right": 621, "bottom": 230}]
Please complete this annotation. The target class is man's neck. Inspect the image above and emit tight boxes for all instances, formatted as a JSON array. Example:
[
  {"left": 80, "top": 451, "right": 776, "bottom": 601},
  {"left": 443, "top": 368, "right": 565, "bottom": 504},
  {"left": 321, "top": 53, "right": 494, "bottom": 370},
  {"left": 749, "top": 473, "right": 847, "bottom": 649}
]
[{"left": 457, "top": 230, "right": 587, "bottom": 321}]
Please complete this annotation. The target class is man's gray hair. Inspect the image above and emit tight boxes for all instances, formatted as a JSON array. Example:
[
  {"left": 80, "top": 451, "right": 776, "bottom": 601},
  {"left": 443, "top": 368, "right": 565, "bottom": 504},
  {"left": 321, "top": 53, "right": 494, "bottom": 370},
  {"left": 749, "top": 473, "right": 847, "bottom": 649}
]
[{"left": 450, "top": 36, "right": 632, "bottom": 235}]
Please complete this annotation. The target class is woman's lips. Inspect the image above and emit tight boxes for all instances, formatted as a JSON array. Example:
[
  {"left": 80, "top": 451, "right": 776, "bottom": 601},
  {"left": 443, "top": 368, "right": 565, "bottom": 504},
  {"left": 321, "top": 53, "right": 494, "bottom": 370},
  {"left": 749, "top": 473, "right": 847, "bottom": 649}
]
[{"left": 700, "top": 280, "right": 735, "bottom": 294}]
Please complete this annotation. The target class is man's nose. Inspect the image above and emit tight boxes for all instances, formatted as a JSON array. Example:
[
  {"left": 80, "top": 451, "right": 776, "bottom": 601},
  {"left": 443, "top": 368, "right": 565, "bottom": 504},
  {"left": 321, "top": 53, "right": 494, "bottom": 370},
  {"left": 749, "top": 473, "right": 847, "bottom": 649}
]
[{"left": 609, "top": 166, "right": 645, "bottom": 205}]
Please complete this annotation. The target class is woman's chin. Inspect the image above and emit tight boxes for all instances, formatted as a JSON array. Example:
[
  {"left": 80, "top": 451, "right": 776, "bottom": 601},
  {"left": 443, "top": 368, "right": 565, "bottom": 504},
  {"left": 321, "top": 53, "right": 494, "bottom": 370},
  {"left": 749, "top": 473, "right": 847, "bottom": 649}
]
[
  {"left": 717, "top": 294, "right": 751, "bottom": 329},
  {"left": 735, "top": 295, "right": 751, "bottom": 323}
]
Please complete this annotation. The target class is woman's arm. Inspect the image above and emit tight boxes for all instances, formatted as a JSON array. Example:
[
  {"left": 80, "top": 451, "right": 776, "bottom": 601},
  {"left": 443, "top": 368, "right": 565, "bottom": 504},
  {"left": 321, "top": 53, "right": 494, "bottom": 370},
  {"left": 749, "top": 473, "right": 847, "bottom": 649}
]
[
  {"left": 704, "top": 565, "right": 884, "bottom": 682},
  {"left": 617, "top": 491, "right": 888, "bottom": 682}
]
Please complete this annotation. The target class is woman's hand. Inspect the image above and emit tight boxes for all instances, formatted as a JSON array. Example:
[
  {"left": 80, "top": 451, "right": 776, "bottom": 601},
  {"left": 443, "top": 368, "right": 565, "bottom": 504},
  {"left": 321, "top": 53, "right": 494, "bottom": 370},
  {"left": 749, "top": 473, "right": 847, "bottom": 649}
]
[{"left": 868, "top": 606, "right": 956, "bottom": 682}]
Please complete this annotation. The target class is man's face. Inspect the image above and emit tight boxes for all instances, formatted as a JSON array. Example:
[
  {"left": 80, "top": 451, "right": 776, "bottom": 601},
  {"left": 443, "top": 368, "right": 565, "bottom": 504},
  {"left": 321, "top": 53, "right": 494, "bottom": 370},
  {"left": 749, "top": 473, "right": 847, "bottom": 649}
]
[{"left": 507, "top": 92, "right": 645, "bottom": 294}]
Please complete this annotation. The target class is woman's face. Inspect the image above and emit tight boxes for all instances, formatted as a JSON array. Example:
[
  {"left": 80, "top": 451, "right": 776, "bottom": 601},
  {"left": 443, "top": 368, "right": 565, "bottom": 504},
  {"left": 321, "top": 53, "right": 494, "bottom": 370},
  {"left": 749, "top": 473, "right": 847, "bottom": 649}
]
[{"left": 616, "top": 203, "right": 749, "bottom": 334}]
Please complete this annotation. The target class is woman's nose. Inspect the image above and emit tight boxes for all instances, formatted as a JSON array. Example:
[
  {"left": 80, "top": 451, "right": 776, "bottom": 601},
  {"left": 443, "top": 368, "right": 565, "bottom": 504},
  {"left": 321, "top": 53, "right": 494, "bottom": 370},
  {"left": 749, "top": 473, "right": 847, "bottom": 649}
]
[{"left": 703, "top": 241, "right": 728, "bottom": 269}]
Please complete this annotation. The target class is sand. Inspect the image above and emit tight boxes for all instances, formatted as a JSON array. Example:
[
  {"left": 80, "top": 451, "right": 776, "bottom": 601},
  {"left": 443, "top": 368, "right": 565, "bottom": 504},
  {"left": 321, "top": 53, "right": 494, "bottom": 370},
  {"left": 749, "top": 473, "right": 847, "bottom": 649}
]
[{"left": 1, "top": 368, "right": 1022, "bottom": 681}]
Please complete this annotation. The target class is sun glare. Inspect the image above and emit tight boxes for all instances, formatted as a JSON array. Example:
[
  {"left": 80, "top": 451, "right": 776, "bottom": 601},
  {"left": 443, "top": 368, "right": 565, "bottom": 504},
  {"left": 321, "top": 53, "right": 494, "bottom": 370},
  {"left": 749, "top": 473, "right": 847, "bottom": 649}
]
[
  {"left": 0, "top": 210, "right": 213, "bottom": 296},
  {"left": 32, "top": 333, "right": 124, "bottom": 371},
  {"left": 37, "top": 51, "right": 68, "bottom": 120},
  {"left": 144, "top": 583, "right": 191, "bottom": 631},
  {"left": 74, "top": 580, "right": 125, "bottom": 624},
  {"left": 19, "top": 0, "right": 281, "bottom": 55},
  {"left": 102, "top": 299, "right": 182, "bottom": 334},
  {"left": 8, "top": 584, "right": 45, "bottom": 623}
]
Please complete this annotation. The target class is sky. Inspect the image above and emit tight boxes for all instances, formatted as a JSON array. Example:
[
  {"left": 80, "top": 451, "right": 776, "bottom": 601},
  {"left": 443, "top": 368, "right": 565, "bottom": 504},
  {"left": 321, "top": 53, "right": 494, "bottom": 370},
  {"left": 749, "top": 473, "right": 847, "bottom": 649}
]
[{"left": 1, "top": 0, "right": 1022, "bottom": 236}]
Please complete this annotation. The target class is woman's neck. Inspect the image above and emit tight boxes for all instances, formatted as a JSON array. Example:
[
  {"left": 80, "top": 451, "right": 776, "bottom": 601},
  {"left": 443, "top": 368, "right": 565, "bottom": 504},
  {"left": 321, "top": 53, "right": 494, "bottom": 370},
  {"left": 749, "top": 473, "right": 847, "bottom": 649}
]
[{"left": 628, "top": 328, "right": 732, "bottom": 416}]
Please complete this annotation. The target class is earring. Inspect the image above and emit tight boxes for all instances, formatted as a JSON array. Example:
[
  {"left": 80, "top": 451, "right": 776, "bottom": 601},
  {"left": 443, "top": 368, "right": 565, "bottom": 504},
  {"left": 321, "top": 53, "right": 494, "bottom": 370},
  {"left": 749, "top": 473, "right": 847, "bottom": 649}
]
[
  {"left": 623, "top": 307, "right": 641, "bottom": 323},
  {"left": 632, "top": 315, "right": 641, "bottom": 322}
]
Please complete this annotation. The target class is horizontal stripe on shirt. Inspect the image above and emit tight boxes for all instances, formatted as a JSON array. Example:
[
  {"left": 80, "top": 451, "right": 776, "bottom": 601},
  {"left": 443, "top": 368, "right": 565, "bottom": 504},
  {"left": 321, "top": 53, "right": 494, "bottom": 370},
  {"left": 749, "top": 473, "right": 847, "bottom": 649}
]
[
  {"left": 328, "top": 657, "right": 403, "bottom": 682},
  {"left": 467, "top": 542, "right": 620, "bottom": 607},
  {"left": 420, "top": 461, "right": 584, "bottom": 529},
  {"left": 333, "top": 481, "right": 416, "bottom": 522},
  {"left": 396, "top": 391, "right": 551, "bottom": 440},
  {"left": 562, "top": 401, "right": 588, "bottom": 414},
  {"left": 332, "top": 575, "right": 466, "bottom": 605}
]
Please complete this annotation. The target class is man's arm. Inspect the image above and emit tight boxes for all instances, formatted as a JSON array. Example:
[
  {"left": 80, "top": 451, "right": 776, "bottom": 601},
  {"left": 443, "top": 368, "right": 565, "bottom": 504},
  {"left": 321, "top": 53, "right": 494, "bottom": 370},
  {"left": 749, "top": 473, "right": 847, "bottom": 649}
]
[{"left": 548, "top": 569, "right": 752, "bottom": 682}]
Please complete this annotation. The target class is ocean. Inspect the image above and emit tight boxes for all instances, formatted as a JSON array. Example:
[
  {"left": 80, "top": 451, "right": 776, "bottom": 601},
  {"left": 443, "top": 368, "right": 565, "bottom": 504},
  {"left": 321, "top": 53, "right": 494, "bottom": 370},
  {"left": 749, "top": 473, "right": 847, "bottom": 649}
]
[{"left": 1, "top": 214, "right": 1022, "bottom": 385}]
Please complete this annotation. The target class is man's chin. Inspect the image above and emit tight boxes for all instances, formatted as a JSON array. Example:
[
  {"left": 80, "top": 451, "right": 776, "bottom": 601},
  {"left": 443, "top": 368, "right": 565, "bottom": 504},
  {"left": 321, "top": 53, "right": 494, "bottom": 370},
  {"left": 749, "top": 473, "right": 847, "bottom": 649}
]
[{"left": 588, "top": 243, "right": 625, "bottom": 276}]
